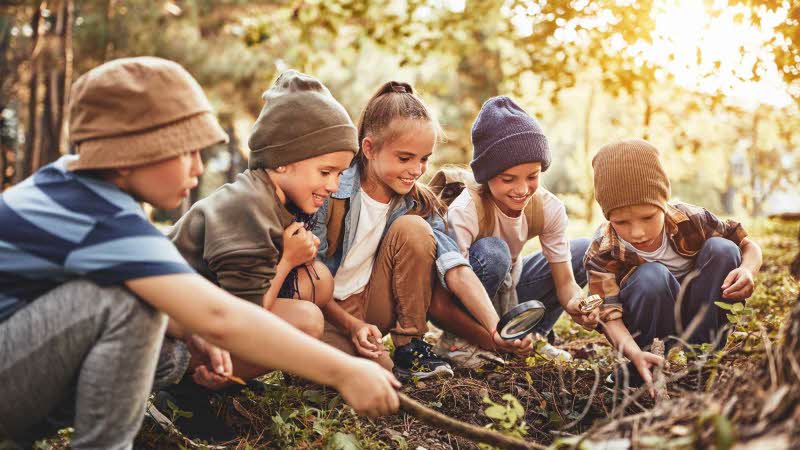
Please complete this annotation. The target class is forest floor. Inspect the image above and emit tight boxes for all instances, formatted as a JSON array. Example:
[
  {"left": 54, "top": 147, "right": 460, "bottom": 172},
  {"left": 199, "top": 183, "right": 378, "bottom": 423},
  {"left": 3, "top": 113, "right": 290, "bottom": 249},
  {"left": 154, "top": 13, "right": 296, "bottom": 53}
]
[{"left": 39, "top": 219, "right": 799, "bottom": 450}]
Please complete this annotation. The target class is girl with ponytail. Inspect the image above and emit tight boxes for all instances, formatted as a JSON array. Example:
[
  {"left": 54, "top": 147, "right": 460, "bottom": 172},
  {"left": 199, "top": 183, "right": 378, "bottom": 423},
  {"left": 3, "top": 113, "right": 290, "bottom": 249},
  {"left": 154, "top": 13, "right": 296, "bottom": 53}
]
[{"left": 312, "top": 81, "right": 460, "bottom": 380}]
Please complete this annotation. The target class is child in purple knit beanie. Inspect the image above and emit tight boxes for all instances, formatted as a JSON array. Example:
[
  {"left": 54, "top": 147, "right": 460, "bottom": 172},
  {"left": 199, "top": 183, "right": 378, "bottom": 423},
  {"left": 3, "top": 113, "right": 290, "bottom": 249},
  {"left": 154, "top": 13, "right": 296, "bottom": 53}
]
[{"left": 431, "top": 96, "right": 597, "bottom": 365}]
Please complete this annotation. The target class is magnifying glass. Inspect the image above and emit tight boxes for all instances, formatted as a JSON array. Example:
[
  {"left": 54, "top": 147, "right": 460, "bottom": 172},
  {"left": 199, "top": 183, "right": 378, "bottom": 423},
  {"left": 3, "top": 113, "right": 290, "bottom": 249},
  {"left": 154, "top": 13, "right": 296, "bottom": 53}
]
[{"left": 495, "top": 300, "right": 546, "bottom": 340}]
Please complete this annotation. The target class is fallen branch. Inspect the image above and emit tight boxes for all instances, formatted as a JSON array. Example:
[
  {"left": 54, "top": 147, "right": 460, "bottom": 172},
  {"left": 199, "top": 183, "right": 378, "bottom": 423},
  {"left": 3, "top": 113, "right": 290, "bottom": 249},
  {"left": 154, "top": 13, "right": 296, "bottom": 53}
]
[{"left": 398, "top": 392, "right": 545, "bottom": 450}]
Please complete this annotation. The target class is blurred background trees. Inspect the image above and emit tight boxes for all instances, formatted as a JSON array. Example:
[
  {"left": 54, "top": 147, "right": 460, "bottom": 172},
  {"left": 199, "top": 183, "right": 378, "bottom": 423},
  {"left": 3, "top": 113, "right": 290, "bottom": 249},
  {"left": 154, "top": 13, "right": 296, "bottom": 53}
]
[{"left": 1, "top": 0, "right": 798, "bottom": 221}]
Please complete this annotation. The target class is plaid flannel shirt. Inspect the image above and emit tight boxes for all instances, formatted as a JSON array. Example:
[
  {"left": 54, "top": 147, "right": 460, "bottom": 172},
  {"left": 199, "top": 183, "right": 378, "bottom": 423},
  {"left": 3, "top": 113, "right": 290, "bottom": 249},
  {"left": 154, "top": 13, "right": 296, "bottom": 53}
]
[{"left": 583, "top": 202, "right": 748, "bottom": 321}]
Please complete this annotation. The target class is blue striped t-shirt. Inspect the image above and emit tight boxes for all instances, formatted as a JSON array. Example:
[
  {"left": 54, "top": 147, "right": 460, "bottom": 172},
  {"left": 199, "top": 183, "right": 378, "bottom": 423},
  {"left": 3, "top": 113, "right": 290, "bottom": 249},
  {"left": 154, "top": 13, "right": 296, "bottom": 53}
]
[{"left": 0, "top": 155, "right": 195, "bottom": 323}]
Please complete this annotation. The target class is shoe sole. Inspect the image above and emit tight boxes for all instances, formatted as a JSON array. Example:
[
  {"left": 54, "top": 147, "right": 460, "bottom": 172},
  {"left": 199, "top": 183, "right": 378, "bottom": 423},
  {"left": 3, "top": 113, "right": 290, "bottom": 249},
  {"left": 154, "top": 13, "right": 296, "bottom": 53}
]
[{"left": 394, "top": 364, "right": 455, "bottom": 381}]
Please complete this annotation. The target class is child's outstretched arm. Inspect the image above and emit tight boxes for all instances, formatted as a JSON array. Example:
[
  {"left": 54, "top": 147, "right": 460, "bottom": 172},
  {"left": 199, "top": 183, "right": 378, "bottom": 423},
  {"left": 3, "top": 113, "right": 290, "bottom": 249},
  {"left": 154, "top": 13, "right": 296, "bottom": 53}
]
[
  {"left": 722, "top": 237, "right": 762, "bottom": 301},
  {"left": 443, "top": 266, "right": 533, "bottom": 354},
  {"left": 551, "top": 261, "right": 600, "bottom": 329},
  {"left": 603, "top": 319, "right": 663, "bottom": 397},
  {"left": 128, "top": 273, "right": 400, "bottom": 416}
]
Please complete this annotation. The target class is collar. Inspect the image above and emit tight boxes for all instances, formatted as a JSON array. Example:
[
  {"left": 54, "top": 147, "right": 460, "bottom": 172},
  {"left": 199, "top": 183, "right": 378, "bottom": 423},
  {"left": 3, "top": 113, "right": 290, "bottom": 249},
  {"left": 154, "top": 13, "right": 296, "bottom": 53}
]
[
  {"left": 332, "top": 165, "right": 360, "bottom": 200},
  {"left": 599, "top": 203, "right": 687, "bottom": 259}
]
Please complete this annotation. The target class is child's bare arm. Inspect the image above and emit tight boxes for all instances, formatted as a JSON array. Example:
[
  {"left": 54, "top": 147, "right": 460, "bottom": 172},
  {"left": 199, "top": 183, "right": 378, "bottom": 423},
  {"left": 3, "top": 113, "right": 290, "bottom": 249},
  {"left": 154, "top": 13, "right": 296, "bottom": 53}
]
[
  {"left": 444, "top": 266, "right": 532, "bottom": 353},
  {"left": 127, "top": 273, "right": 400, "bottom": 416},
  {"left": 603, "top": 319, "right": 663, "bottom": 396},
  {"left": 551, "top": 261, "right": 600, "bottom": 329},
  {"left": 722, "top": 237, "right": 762, "bottom": 300}
]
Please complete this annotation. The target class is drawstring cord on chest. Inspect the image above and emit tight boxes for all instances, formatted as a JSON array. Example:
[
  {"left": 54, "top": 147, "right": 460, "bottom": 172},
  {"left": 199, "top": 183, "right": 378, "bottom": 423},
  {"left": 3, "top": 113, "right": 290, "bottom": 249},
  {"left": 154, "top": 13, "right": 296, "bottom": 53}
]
[{"left": 278, "top": 204, "right": 321, "bottom": 303}]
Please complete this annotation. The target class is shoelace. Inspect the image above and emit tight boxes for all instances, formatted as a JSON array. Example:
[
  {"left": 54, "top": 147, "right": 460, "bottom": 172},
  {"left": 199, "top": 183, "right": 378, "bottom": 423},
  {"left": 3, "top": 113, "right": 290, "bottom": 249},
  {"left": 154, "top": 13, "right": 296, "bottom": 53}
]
[{"left": 279, "top": 204, "right": 321, "bottom": 303}]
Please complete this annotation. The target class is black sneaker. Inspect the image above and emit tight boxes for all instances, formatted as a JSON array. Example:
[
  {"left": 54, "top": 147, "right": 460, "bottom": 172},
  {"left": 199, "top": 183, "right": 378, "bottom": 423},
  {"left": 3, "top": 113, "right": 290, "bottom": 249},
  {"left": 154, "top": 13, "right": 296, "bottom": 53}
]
[
  {"left": 148, "top": 377, "right": 235, "bottom": 444},
  {"left": 606, "top": 361, "right": 646, "bottom": 389},
  {"left": 393, "top": 338, "right": 454, "bottom": 380}
]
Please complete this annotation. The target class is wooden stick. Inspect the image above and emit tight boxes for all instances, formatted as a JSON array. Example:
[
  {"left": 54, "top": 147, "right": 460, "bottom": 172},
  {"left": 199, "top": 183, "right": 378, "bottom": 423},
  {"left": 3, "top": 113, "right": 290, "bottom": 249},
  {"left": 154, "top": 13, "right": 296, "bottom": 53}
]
[{"left": 398, "top": 392, "right": 545, "bottom": 450}]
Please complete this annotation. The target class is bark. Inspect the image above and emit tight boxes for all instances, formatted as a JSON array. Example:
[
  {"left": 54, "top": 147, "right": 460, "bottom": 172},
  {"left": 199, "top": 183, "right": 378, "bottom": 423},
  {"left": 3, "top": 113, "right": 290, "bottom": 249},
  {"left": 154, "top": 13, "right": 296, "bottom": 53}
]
[{"left": 21, "top": 5, "right": 41, "bottom": 182}]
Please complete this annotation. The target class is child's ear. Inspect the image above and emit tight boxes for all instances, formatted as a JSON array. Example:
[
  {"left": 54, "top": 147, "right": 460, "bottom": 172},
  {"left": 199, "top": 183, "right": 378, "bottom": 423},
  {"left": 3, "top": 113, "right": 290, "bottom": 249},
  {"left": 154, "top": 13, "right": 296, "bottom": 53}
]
[{"left": 361, "top": 137, "right": 375, "bottom": 160}]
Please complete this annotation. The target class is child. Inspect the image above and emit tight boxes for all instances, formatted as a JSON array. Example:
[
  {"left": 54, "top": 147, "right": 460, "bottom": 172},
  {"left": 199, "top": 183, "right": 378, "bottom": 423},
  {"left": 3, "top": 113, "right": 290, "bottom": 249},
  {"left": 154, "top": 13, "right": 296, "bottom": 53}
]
[
  {"left": 585, "top": 139, "right": 762, "bottom": 388},
  {"left": 430, "top": 96, "right": 593, "bottom": 364},
  {"left": 313, "top": 81, "right": 474, "bottom": 380},
  {"left": 0, "top": 57, "right": 399, "bottom": 449},
  {"left": 160, "top": 70, "right": 358, "bottom": 438}
]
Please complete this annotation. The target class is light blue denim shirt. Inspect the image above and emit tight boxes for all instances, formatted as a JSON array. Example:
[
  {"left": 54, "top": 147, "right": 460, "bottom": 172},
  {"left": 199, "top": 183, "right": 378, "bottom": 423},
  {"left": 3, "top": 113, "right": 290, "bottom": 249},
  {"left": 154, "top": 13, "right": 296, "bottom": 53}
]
[{"left": 312, "top": 165, "right": 468, "bottom": 290}]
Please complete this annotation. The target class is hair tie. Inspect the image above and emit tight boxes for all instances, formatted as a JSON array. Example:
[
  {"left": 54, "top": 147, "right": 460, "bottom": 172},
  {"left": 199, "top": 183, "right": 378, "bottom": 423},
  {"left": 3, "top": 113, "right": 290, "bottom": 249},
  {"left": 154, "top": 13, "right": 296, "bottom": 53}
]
[{"left": 390, "top": 82, "right": 407, "bottom": 94}]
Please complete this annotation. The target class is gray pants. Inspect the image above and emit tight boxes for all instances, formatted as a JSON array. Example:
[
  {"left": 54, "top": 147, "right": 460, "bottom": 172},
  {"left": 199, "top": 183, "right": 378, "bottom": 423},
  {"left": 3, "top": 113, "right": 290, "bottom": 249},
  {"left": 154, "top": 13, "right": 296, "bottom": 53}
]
[{"left": 0, "top": 280, "right": 167, "bottom": 449}]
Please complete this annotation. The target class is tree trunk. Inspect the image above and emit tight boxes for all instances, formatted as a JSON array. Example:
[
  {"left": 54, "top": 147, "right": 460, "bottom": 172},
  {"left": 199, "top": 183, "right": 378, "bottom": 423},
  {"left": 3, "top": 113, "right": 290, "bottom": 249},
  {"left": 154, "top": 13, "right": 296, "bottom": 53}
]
[
  {"left": 583, "top": 85, "right": 596, "bottom": 223},
  {"left": 21, "top": 5, "right": 42, "bottom": 182},
  {"left": 747, "top": 110, "right": 761, "bottom": 216}
]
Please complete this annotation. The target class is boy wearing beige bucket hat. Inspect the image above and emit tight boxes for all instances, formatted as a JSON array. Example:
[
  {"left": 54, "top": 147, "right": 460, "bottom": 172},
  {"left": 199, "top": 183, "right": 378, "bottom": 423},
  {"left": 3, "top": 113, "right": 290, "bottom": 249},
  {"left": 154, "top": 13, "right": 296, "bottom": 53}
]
[
  {"left": 0, "top": 57, "right": 398, "bottom": 448},
  {"left": 584, "top": 139, "right": 762, "bottom": 394}
]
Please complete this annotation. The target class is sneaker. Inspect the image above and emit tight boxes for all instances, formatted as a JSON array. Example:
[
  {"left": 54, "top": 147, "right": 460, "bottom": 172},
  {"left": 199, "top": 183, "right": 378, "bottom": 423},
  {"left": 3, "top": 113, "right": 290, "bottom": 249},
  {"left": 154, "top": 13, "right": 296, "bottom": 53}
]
[
  {"left": 432, "top": 332, "right": 506, "bottom": 369},
  {"left": 534, "top": 339, "right": 573, "bottom": 361},
  {"left": 393, "top": 338, "right": 455, "bottom": 380},
  {"left": 148, "top": 377, "right": 235, "bottom": 444},
  {"left": 605, "top": 361, "right": 646, "bottom": 388}
]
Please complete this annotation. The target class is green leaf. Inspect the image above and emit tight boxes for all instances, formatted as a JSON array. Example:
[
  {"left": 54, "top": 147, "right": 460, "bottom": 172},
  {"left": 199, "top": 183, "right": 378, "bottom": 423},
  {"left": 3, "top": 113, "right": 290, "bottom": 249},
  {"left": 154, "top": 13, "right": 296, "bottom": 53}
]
[
  {"left": 731, "top": 302, "right": 745, "bottom": 313},
  {"left": 714, "top": 301, "right": 733, "bottom": 311},
  {"left": 485, "top": 405, "right": 508, "bottom": 419},
  {"left": 714, "top": 414, "right": 735, "bottom": 450},
  {"left": 327, "top": 432, "right": 360, "bottom": 450}
]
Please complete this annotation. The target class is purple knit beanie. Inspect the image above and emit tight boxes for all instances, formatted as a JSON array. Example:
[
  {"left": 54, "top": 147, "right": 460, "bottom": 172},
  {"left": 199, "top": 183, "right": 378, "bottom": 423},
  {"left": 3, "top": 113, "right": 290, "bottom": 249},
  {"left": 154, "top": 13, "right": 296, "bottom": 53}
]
[{"left": 469, "top": 96, "right": 551, "bottom": 183}]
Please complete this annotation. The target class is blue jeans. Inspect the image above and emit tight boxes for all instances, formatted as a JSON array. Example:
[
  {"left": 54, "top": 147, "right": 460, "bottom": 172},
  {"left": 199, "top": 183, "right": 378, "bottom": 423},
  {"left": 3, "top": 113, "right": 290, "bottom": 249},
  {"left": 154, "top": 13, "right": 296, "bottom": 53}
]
[
  {"left": 619, "top": 237, "right": 742, "bottom": 349},
  {"left": 469, "top": 237, "right": 591, "bottom": 336}
]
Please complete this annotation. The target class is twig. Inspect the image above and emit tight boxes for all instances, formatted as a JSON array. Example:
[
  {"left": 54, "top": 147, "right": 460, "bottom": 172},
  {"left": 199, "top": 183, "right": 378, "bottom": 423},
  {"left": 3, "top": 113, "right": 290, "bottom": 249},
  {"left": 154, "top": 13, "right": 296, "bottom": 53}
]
[
  {"left": 651, "top": 338, "right": 670, "bottom": 402},
  {"left": 562, "top": 365, "right": 601, "bottom": 430},
  {"left": 398, "top": 392, "right": 544, "bottom": 450}
]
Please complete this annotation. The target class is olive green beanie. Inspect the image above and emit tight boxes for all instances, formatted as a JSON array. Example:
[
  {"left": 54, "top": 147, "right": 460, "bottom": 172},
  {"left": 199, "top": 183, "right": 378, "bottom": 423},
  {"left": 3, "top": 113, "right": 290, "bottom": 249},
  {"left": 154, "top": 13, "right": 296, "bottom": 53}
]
[
  {"left": 248, "top": 70, "right": 358, "bottom": 169},
  {"left": 592, "top": 139, "right": 671, "bottom": 219}
]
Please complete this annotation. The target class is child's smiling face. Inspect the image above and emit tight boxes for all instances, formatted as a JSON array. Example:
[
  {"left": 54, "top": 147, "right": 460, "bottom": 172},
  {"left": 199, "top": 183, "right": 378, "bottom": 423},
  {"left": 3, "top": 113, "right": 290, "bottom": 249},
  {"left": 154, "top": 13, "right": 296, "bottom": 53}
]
[
  {"left": 361, "top": 119, "right": 435, "bottom": 203},
  {"left": 608, "top": 204, "right": 666, "bottom": 252},
  {"left": 486, "top": 162, "right": 541, "bottom": 217},
  {"left": 276, "top": 150, "right": 354, "bottom": 214}
]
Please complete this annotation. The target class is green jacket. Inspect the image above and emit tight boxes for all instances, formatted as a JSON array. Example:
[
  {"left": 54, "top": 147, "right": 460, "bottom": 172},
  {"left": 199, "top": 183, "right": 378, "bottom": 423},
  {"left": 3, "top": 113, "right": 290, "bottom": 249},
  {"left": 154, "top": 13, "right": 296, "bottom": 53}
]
[{"left": 169, "top": 170, "right": 293, "bottom": 304}]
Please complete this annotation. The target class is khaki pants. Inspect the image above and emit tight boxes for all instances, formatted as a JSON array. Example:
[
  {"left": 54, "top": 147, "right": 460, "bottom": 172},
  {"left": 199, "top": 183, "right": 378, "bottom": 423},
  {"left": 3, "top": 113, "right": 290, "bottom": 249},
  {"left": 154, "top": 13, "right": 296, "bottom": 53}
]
[{"left": 322, "top": 215, "right": 436, "bottom": 370}]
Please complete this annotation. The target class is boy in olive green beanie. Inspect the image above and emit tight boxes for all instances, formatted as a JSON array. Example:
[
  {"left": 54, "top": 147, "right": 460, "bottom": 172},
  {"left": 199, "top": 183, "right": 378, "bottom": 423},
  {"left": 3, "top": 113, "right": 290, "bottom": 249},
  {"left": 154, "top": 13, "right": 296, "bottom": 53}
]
[
  {"left": 161, "top": 71, "right": 363, "bottom": 438},
  {"left": 584, "top": 139, "right": 763, "bottom": 393}
]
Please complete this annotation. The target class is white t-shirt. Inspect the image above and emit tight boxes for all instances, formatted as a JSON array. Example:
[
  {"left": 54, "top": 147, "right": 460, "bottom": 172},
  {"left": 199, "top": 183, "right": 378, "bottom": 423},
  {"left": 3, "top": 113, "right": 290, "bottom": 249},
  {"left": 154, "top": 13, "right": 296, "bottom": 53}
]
[
  {"left": 333, "top": 191, "right": 391, "bottom": 300},
  {"left": 447, "top": 187, "right": 571, "bottom": 263},
  {"left": 620, "top": 231, "right": 693, "bottom": 278}
]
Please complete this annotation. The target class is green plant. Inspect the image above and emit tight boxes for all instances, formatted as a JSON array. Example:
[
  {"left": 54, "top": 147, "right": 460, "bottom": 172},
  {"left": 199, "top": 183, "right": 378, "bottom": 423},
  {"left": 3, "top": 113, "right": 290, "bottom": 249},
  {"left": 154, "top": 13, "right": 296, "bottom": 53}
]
[{"left": 480, "top": 393, "right": 529, "bottom": 447}]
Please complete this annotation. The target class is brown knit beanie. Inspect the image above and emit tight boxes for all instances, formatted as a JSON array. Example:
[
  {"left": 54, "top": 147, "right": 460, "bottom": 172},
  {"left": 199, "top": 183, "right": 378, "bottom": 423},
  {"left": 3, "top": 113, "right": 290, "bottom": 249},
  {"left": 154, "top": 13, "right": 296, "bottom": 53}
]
[
  {"left": 67, "top": 57, "right": 228, "bottom": 171},
  {"left": 592, "top": 139, "right": 671, "bottom": 219},
  {"left": 247, "top": 70, "right": 358, "bottom": 169}
]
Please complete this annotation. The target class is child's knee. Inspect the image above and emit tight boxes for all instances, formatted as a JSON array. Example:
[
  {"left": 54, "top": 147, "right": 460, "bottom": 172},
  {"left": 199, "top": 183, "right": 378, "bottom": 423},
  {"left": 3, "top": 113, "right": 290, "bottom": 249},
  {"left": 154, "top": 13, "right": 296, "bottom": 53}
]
[
  {"left": 629, "top": 263, "right": 677, "bottom": 300},
  {"left": 294, "top": 301, "right": 325, "bottom": 339},
  {"left": 388, "top": 215, "right": 435, "bottom": 253},
  {"left": 295, "top": 261, "right": 334, "bottom": 308},
  {"left": 471, "top": 237, "right": 512, "bottom": 272},
  {"left": 699, "top": 237, "right": 741, "bottom": 266}
]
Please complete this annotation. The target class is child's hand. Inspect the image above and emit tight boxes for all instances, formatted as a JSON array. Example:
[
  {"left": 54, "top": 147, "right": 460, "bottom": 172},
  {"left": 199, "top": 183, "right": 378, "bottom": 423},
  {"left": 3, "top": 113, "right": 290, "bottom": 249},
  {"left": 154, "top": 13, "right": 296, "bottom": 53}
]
[
  {"left": 629, "top": 350, "right": 664, "bottom": 398},
  {"left": 335, "top": 359, "right": 401, "bottom": 417},
  {"left": 565, "top": 294, "right": 600, "bottom": 330},
  {"left": 282, "top": 222, "right": 318, "bottom": 268},
  {"left": 722, "top": 267, "right": 755, "bottom": 300},
  {"left": 349, "top": 321, "right": 386, "bottom": 359},
  {"left": 187, "top": 335, "right": 234, "bottom": 389},
  {"left": 492, "top": 330, "right": 533, "bottom": 355}
]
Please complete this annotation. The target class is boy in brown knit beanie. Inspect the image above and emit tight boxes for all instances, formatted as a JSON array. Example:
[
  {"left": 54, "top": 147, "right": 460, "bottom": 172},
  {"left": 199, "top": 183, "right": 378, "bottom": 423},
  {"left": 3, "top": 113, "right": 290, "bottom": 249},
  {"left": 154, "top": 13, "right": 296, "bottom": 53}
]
[{"left": 584, "top": 139, "right": 763, "bottom": 394}]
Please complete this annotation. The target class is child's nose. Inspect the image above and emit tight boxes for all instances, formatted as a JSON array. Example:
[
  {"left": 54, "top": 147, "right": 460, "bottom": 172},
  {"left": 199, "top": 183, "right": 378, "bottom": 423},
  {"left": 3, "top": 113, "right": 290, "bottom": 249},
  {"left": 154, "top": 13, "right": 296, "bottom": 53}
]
[{"left": 192, "top": 152, "right": 204, "bottom": 176}]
